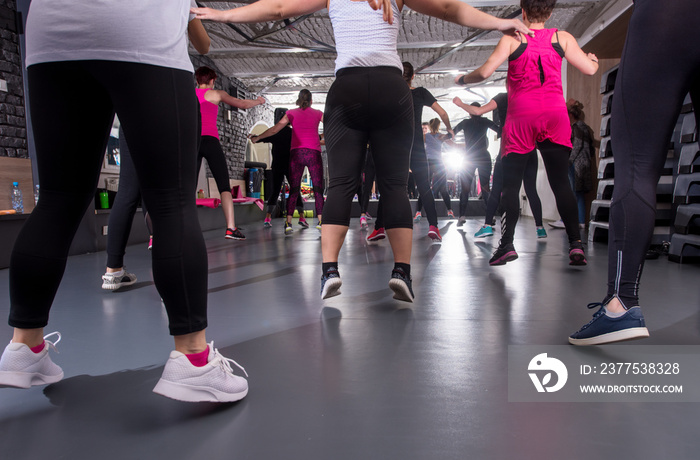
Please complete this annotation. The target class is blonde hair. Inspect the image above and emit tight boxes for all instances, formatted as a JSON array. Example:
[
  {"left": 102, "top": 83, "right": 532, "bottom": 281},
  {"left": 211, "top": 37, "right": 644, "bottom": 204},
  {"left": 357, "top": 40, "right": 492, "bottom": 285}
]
[{"left": 428, "top": 118, "right": 441, "bottom": 134}]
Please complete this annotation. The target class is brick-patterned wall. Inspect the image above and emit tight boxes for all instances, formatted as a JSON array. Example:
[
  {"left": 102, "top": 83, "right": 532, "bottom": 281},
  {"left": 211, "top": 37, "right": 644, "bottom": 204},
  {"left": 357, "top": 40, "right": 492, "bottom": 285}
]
[
  {"left": 191, "top": 55, "right": 274, "bottom": 181},
  {"left": 0, "top": 0, "right": 27, "bottom": 158}
]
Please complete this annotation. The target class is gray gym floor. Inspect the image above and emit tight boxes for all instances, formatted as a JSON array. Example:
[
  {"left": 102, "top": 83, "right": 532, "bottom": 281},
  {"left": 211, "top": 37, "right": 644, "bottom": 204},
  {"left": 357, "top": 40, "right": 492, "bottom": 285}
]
[{"left": 1, "top": 216, "right": 699, "bottom": 460}]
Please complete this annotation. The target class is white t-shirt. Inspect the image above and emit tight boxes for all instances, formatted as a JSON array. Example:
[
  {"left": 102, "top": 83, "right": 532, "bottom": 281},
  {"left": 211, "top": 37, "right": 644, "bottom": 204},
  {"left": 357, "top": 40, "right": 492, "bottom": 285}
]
[{"left": 26, "top": 0, "right": 197, "bottom": 73}]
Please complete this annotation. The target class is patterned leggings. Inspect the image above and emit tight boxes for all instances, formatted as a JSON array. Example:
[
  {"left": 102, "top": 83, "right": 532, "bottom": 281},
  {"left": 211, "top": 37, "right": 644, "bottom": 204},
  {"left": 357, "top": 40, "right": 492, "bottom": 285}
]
[{"left": 288, "top": 148, "right": 325, "bottom": 217}]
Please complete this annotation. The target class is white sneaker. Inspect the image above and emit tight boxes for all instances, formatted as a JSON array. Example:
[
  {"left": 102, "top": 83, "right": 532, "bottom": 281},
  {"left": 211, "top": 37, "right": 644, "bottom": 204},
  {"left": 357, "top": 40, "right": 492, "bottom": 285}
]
[
  {"left": 548, "top": 220, "right": 566, "bottom": 229},
  {"left": 102, "top": 269, "right": 137, "bottom": 291},
  {"left": 0, "top": 332, "right": 64, "bottom": 388},
  {"left": 153, "top": 341, "right": 248, "bottom": 403}
]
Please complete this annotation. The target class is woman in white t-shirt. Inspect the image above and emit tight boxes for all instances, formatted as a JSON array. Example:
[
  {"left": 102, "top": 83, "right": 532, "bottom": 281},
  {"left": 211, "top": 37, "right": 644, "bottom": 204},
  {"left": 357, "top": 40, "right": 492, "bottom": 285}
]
[{"left": 0, "top": 0, "right": 248, "bottom": 404}]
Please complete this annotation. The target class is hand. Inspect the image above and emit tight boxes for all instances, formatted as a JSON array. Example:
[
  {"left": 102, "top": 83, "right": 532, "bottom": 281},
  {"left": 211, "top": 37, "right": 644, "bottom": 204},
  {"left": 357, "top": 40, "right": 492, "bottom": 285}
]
[
  {"left": 454, "top": 75, "right": 465, "bottom": 85},
  {"left": 248, "top": 134, "right": 259, "bottom": 143},
  {"left": 447, "top": 128, "right": 455, "bottom": 138},
  {"left": 453, "top": 96, "right": 464, "bottom": 105},
  {"left": 587, "top": 52, "right": 599, "bottom": 63},
  {"left": 256, "top": 96, "right": 267, "bottom": 106},
  {"left": 498, "top": 18, "right": 534, "bottom": 38},
  {"left": 191, "top": 7, "right": 229, "bottom": 22},
  {"left": 353, "top": 0, "right": 393, "bottom": 24}
]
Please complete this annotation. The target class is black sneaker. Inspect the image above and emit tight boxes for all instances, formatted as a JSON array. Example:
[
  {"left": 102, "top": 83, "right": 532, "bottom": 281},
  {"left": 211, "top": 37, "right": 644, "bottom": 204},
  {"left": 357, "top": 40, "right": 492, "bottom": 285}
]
[
  {"left": 389, "top": 268, "right": 414, "bottom": 302},
  {"left": 225, "top": 228, "right": 246, "bottom": 240},
  {"left": 489, "top": 243, "right": 518, "bottom": 266},
  {"left": 320, "top": 267, "right": 342, "bottom": 299},
  {"left": 569, "top": 241, "right": 587, "bottom": 265},
  {"left": 284, "top": 221, "right": 293, "bottom": 235}
]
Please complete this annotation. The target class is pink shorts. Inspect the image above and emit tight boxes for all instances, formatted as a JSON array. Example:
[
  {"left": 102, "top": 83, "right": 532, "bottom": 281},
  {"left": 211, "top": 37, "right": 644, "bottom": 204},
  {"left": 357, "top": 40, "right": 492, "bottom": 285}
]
[{"left": 502, "top": 107, "right": 572, "bottom": 156}]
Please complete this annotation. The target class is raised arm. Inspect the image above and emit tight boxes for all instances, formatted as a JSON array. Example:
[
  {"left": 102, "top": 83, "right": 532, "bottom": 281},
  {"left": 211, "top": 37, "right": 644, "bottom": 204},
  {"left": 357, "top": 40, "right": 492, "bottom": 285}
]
[
  {"left": 453, "top": 97, "right": 497, "bottom": 116},
  {"left": 250, "top": 114, "right": 289, "bottom": 143},
  {"left": 219, "top": 93, "right": 266, "bottom": 110},
  {"left": 559, "top": 30, "right": 599, "bottom": 76},
  {"left": 431, "top": 102, "right": 453, "bottom": 136},
  {"left": 188, "top": 18, "right": 211, "bottom": 55},
  {"left": 404, "top": 0, "right": 532, "bottom": 37},
  {"left": 454, "top": 35, "right": 513, "bottom": 85}
]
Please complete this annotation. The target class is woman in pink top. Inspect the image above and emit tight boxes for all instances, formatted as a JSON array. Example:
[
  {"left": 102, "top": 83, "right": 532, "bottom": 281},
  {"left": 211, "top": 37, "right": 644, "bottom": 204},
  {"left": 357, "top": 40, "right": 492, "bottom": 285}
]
[
  {"left": 195, "top": 66, "right": 266, "bottom": 240},
  {"left": 455, "top": 0, "right": 598, "bottom": 267},
  {"left": 252, "top": 89, "right": 324, "bottom": 234}
]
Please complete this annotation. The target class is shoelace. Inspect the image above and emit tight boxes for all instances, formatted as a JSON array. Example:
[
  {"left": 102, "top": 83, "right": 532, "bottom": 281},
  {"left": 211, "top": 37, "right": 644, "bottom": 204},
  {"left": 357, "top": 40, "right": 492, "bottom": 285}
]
[
  {"left": 43, "top": 331, "right": 61, "bottom": 353},
  {"left": 213, "top": 346, "right": 248, "bottom": 378},
  {"left": 577, "top": 303, "right": 605, "bottom": 331}
]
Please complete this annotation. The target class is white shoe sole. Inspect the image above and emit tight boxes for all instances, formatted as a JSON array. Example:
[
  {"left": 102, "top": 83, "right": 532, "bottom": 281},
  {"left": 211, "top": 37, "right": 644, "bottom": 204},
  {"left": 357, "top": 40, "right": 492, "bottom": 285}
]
[
  {"left": 102, "top": 278, "right": 137, "bottom": 291},
  {"left": 389, "top": 279, "right": 414, "bottom": 303},
  {"left": 0, "top": 370, "right": 64, "bottom": 389},
  {"left": 153, "top": 378, "right": 248, "bottom": 403},
  {"left": 568, "top": 327, "right": 650, "bottom": 346},
  {"left": 321, "top": 278, "right": 342, "bottom": 299}
]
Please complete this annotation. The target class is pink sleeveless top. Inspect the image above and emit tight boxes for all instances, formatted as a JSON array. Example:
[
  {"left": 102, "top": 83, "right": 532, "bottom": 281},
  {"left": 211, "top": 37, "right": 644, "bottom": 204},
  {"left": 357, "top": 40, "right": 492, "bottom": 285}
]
[
  {"left": 502, "top": 28, "right": 572, "bottom": 155},
  {"left": 196, "top": 88, "right": 220, "bottom": 139},
  {"left": 286, "top": 107, "right": 323, "bottom": 151}
]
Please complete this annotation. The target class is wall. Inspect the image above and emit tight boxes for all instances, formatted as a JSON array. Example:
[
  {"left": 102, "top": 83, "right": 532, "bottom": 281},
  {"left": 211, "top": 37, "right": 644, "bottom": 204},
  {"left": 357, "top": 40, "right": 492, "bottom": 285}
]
[
  {"left": 191, "top": 54, "right": 274, "bottom": 182},
  {"left": 0, "top": 0, "right": 27, "bottom": 159}
]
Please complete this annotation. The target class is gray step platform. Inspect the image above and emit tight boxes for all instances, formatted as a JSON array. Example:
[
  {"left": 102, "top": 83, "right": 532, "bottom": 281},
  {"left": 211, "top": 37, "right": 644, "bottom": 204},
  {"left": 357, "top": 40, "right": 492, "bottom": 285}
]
[
  {"left": 597, "top": 178, "right": 614, "bottom": 200},
  {"left": 600, "top": 66, "right": 618, "bottom": 93},
  {"left": 650, "top": 226, "right": 672, "bottom": 246},
  {"left": 674, "top": 203, "right": 700, "bottom": 234},
  {"left": 668, "top": 233, "right": 700, "bottom": 263},
  {"left": 678, "top": 142, "right": 700, "bottom": 174},
  {"left": 588, "top": 220, "right": 609, "bottom": 243},
  {"left": 681, "top": 92, "right": 694, "bottom": 114},
  {"left": 599, "top": 136, "right": 612, "bottom": 158},
  {"left": 600, "top": 114, "right": 611, "bottom": 137},
  {"left": 601, "top": 92, "right": 613, "bottom": 116},
  {"left": 590, "top": 199, "right": 610, "bottom": 222},
  {"left": 598, "top": 157, "right": 614, "bottom": 179},
  {"left": 673, "top": 172, "right": 700, "bottom": 204},
  {"left": 673, "top": 112, "right": 697, "bottom": 145},
  {"left": 657, "top": 174, "right": 675, "bottom": 197}
]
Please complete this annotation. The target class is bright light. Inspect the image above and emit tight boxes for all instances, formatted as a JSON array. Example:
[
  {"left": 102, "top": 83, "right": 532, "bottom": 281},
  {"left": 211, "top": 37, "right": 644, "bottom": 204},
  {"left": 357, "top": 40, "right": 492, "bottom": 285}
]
[
  {"left": 283, "top": 73, "right": 304, "bottom": 78},
  {"left": 443, "top": 148, "right": 464, "bottom": 171}
]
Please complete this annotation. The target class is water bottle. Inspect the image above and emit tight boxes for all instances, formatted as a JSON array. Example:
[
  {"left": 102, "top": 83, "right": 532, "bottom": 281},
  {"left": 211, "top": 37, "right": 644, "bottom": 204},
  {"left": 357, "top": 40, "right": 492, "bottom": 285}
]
[
  {"left": 11, "top": 182, "right": 23, "bottom": 214},
  {"left": 248, "top": 168, "right": 257, "bottom": 196},
  {"left": 34, "top": 184, "right": 40, "bottom": 205}
]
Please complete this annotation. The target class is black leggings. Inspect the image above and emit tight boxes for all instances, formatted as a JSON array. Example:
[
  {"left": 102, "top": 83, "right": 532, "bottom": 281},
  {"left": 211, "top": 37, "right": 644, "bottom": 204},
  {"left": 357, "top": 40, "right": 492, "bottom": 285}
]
[
  {"left": 606, "top": 0, "right": 700, "bottom": 308},
  {"left": 485, "top": 151, "right": 543, "bottom": 226},
  {"left": 10, "top": 61, "right": 207, "bottom": 336},
  {"left": 360, "top": 150, "right": 376, "bottom": 214},
  {"left": 416, "top": 157, "right": 452, "bottom": 214},
  {"left": 197, "top": 135, "right": 231, "bottom": 195},
  {"left": 323, "top": 66, "right": 413, "bottom": 230},
  {"left": 267, "top": 158, "right": 303, "bottom": 214},
  {"left": 500, "top": 141, "right": 580, "bottom": 246},
  {"left": 376, "top": 145, "right": 439, "bottom": 229},
  {"left": 105, "top": 128, "right": 151, "bottom": 269},
  {"left": 459, "top": 151, "right": 491, "bottom": 217}
]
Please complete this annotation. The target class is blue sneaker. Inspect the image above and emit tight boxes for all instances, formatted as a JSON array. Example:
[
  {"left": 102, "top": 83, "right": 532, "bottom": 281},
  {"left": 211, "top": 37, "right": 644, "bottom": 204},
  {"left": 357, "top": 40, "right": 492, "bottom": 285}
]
[
  {"left": 320, "top": 267, "right": 342, "bottom": 299},
  {"left": 569, "top": 303, "right": 649, "bottom": 346},
  {"left": 474, "top": 225, "right": 494, "bottom": 238},
  {"left": 389, "top": 268, "right": 414, "bottom": 302},
  {"left": 536, "top": 226, "right": 547, "bottom": 238}
]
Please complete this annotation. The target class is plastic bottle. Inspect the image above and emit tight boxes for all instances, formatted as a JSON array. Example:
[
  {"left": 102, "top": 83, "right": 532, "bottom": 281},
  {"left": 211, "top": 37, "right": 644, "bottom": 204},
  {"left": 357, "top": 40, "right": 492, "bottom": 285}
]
[
  {"left": 34, "top": 184, "right": 40, "bottom": 205},
  {"left": 11, "top": 182, "right": 24, "bottom": 213},
  {"left": 248, "top": 168, "right": 257, "bottom": 196}
]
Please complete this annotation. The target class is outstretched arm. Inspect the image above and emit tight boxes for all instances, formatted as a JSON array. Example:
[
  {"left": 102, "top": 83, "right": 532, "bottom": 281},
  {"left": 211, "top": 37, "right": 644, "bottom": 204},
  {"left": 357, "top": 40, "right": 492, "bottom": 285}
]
[
  {"left": 220, "top": 93, "right": 266, "bottom": 110},
  {"left": 559, "top": 30, "right": 599, "bottom": 76},
  {"left": 453, "top": 97, "right": 497, "bottom": 117},
  {"left": 250, "top": 115, "right": 289, "bottom": 143},
  {"left": 188, "top": 18, "right": 211, "bottom": 54},
  {"left": 192, "top": 0, "right": 394, "bottom": 24},
  {"left": 431, "top": 101, "right": 453, "bottom": 137},
  {"left": 454, "top": 35, "right": 512, "bottom": 85},
  {"left": 404, "top": 0, "right": 532, "bottom": 37}
]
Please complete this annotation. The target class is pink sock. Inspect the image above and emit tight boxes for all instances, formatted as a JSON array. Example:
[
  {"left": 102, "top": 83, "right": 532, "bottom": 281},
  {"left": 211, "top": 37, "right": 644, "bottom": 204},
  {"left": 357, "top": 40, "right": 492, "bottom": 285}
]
[
  {"left": 185, "top": 346, "right": 209, "bottom": 367},
  {"left": 30, "top": 341, "right": 45, "bottom": 354}
]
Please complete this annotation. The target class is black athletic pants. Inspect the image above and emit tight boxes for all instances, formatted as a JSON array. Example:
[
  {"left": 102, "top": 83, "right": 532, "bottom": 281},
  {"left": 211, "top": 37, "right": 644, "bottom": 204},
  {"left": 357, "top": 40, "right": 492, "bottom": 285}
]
[
  {"left": 500, "top": 141, "right": 580, "bottom": 246},
  {"left": 360, "top": 150, "right": 376, "bottom": 214},
  {"left": 267, "top": 159, "right": 304, "bottom": 214},
  {"left": 485, "top": 151, "right": 543, "bottom": 226},
  {"left": 197, "top": 135, "right": 231, "bottom": 195},
  {"left": 606, "top": 0, "right": 700, "bottom": 308},
  {"left": 10, "top": 61, "right": 207, "bottom": 336},
  {"left": 416, "top": 157, "right": 452, "bottom": 214},
  {"left": 459, "top": 150, "right": 491, "bottom": 217},
  {"left": 323, "top": 66, "right": 413, "bottom": 230}
]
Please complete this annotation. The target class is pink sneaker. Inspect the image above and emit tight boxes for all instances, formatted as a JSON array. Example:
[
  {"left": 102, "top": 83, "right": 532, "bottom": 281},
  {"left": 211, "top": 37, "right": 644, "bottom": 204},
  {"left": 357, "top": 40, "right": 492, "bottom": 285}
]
[
  {"left": 367, "top": 228, "right": 386, "bottom": 241},
  {"left": 428, "top": 225, "right": 442, "bottom": 242}
]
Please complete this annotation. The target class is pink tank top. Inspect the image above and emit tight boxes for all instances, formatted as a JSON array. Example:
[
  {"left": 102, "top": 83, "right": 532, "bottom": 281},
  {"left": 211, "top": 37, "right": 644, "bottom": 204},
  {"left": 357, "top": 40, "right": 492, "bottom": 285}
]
[
  {"left": 286, "top": 107, "right": 323, "bottom": 151},
  {"left": 506, "top": 28, "right": 566, "bottom": 116},
  {"left": 196, "top": 88, "right": 220, "bottom": 139}
]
